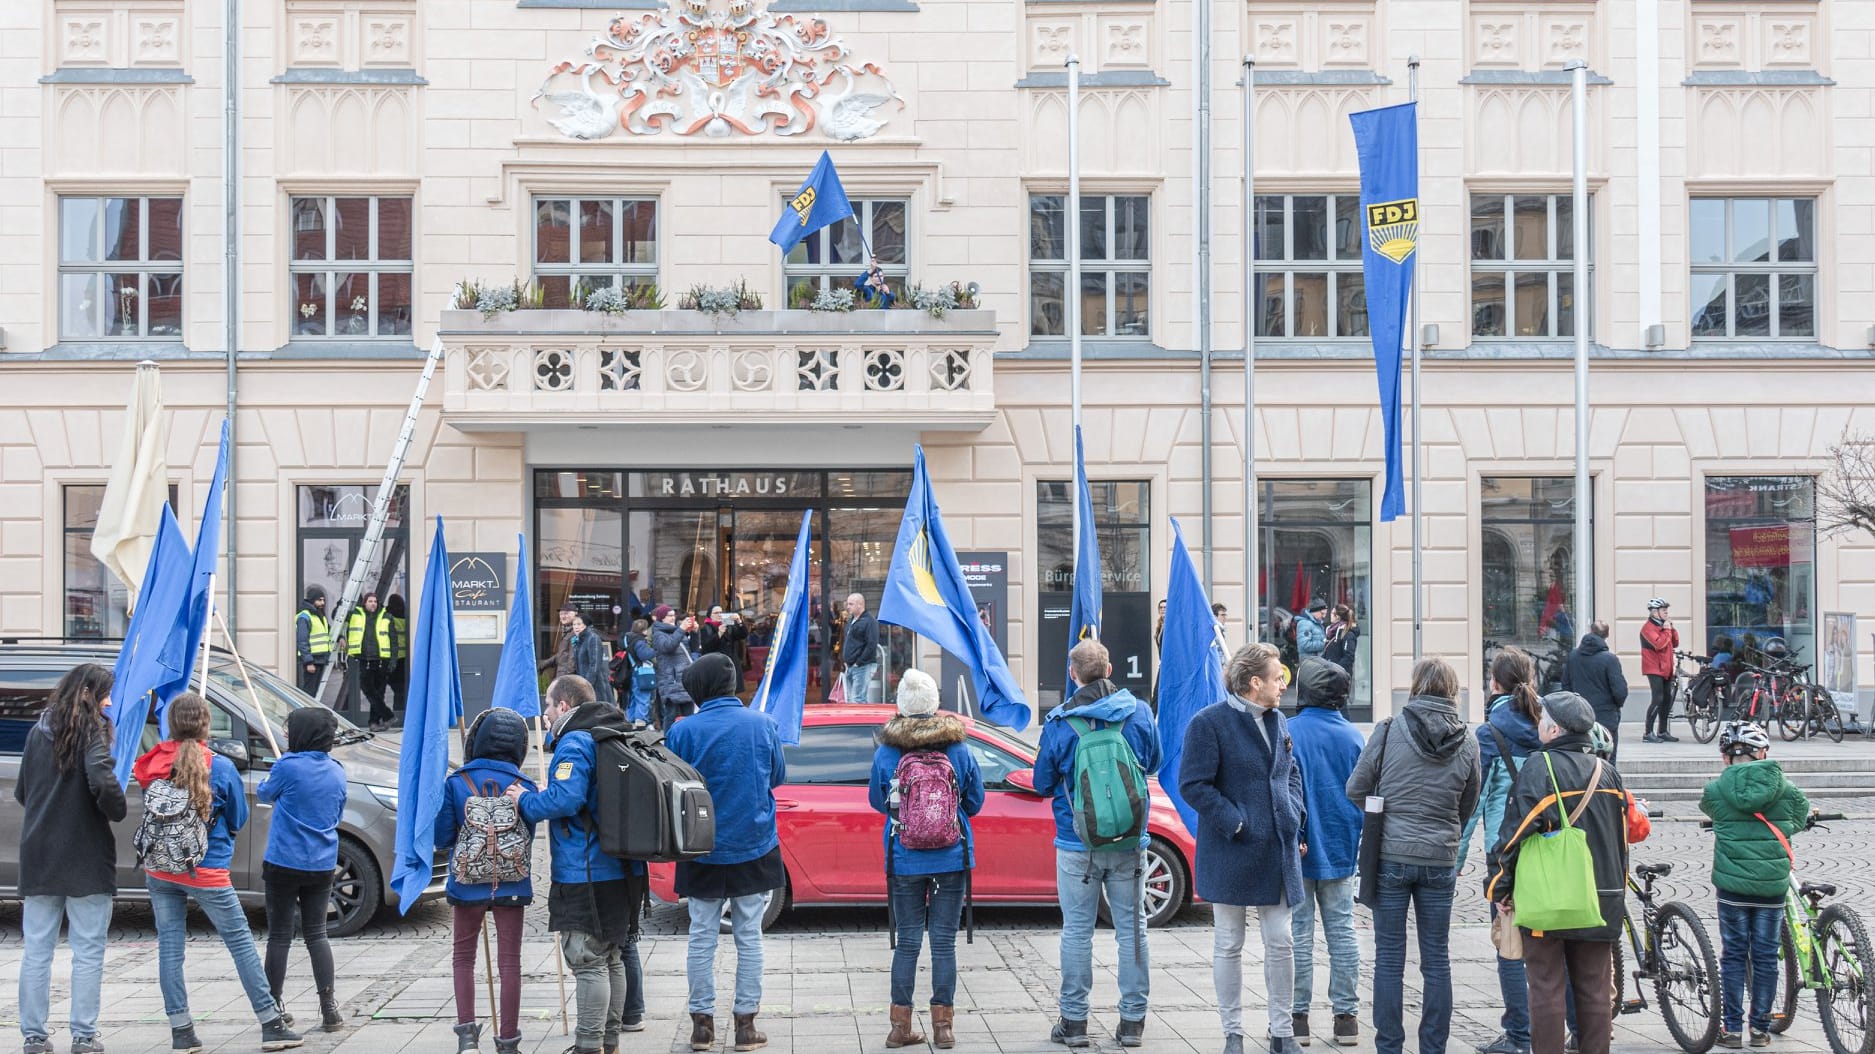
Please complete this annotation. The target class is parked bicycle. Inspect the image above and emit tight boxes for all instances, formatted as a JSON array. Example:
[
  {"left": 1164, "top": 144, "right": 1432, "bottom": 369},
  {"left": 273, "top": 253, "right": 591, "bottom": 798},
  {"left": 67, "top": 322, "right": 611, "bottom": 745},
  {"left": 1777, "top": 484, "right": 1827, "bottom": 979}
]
[
  {"left": 1614, "top": 835, "right": 1723, "bottom": 1053},
  {"left": 1774, "top": 663, "right": 1845, "bottom": 743},
  {"left": 1678, "top": 650, "right": 1725, "bottom": 744}
]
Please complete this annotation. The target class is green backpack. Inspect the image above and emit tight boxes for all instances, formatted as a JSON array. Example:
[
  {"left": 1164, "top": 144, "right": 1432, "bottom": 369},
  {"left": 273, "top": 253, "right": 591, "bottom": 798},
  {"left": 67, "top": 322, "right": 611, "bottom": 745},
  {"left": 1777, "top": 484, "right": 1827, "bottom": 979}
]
[
  {"left": 1066, "top": 716, "right": 1150, "bottom": 852},
  {"left": 1512, "top": 752, "right": 1607, "bottom": 933}
]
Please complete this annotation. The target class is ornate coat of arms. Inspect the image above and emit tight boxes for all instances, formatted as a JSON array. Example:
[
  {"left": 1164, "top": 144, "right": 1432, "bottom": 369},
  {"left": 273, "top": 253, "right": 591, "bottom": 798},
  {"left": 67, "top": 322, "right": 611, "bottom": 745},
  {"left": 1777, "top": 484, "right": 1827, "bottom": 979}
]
[{"left": 533, "top": 0, "right": 904, "bottom": 140}]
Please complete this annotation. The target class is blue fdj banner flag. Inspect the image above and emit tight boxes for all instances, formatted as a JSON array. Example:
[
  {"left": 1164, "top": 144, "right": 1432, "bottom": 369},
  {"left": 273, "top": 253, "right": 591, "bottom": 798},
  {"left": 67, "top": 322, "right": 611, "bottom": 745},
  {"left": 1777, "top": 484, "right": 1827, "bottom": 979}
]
[
  {"left": 110, "top": 505, "right": 195, "bottom": 788},
  {"left": 491, "top": 533, "right": 539, "bottom": 718},
  {"left": 1154, "top": 517, "right": 1226, "bottom": 835},
  {"left": 1066, "top": 425, "right": 1102, "bottom": 686},
  {"left": 753, "top": 509, "right": 813, "bottom": 745},
  {"left": 162, "top": 418, "right": 230, "bottom": 736},
  {"left": 1349, "top": 101, "right": 1418, "bottom": 523},
  {"left": 769, "top": 151, "right": 854, "bottom": 253},
  {"left": 880, "top": 446, "right": 1031, "bottom": 732},
  {"left": 392, "top": 517, "right": 464, "bottom": 913}
]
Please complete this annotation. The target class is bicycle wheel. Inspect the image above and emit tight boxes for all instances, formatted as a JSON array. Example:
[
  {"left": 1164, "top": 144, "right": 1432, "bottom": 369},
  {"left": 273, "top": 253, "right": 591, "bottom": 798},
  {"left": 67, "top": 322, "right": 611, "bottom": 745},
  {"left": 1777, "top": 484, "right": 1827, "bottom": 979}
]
[
  {"left": 1614, "top": 928, "right": 1629, "bottom": 1015},
  {"left": 1771, "top": 919, "right": 1802, "bottom": 1034},
  {"left": 1818, "top": 904, "right": 1875, "bottom": 1054},
  {"left": 1655, "top": 901, "right": 1723, "bottom": 1053},
  {"left": 1691, "top": 697, "right": 1720, "bottom": 743},
  {"left": 1779, "top": 686, "right": 1808, "bottom": 741},
  {"left": 1816, "top": 687, "right": 1848, "bottom": 743}
]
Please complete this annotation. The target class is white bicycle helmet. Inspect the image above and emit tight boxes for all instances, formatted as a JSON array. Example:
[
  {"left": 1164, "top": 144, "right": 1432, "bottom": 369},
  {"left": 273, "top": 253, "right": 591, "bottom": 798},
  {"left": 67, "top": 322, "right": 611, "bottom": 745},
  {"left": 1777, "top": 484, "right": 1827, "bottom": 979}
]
[
  {"left": 1719, "top": 720, "right": 1772, "bottom": 758},
  {"left": 1647, "top": 598, "right": 1670, "bottom": 611}
]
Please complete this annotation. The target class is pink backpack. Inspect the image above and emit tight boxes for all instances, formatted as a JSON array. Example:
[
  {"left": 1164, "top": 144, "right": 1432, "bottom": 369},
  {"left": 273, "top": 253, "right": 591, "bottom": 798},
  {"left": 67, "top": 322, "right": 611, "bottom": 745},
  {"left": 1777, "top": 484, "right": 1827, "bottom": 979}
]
[{"left": 892, "top": 751, "right": 962, "bottom": 850}]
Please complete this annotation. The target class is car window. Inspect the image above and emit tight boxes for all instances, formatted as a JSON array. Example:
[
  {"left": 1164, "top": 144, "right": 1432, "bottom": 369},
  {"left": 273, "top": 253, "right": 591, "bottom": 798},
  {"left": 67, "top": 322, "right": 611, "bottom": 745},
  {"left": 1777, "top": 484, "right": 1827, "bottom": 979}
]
[
  {"left": 781, "top": 724, "right": 878, "bottom": 785},
  {"left": 966, "top": 737, "right": 1028, "bottom": 790},
  {"left": 0, "top": 670, "right": 61, "bottom": 755},
  {"left": 131, "top": 700, "right": 236, "bottom": 753}
]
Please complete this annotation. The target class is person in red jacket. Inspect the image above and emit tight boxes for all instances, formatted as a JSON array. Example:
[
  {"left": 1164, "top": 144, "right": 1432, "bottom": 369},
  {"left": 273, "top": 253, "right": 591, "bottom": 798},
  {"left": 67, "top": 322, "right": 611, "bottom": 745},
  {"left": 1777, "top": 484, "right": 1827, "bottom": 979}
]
[{"left": 1640, "top": 598, "right": 1681, "bottom": 743}]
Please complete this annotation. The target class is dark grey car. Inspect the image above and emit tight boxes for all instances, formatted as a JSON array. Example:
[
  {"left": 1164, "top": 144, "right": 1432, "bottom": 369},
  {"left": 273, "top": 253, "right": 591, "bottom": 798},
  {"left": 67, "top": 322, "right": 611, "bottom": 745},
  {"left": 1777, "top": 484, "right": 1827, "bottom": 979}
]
[{"left": 0, "top": 643, "right": 441, "bottom": 937}]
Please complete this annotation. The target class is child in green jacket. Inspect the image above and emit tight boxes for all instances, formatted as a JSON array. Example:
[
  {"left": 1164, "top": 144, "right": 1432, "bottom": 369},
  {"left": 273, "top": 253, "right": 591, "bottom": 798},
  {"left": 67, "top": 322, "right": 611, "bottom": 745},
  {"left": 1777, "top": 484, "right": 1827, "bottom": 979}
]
[{"left": 1699, "top": 721, "right": 1810, "bottom": 1048}]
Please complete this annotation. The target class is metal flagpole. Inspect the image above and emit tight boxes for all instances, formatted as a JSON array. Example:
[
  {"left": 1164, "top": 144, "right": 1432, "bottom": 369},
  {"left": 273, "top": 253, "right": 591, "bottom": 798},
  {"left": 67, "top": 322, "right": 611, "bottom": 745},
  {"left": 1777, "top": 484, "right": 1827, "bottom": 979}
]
[
  {"left": 315, "top": 336, "right": 448, "bottom": 704},
  {"left": 1569, "top": 58, "right": 1593, "bottom": 623},
  {"left": 1242, "top": 56, "right": 1257, "bottom": 645},
  {"left": 196, "top": 574, "right": 217, "bottom": 691},
  {"left": 1195, "top": 0, "right": 1214, "bottom": 593},
  {"left": 536, "top": 719, "right": 571, "bottom": 1035},
  {"left": 222, "top": 0, "right": 241, "bottom": 634},
  {"left": 1407, "top": 55, "right": 1424, "bottom": 662},
  {"left": 1066, "top": 54, "right": 1084, "bottom": 600}
]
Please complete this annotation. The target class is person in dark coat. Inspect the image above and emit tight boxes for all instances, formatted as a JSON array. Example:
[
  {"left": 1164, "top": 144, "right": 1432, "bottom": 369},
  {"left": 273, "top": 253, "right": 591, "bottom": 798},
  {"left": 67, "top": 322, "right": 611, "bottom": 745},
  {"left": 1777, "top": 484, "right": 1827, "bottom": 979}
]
[
  {"left": 1179, "top": 641, "right": 1307, "bottom": 1054},
  {"left": 1286, "top": 657, "right": 1366, "bottom": 1047},
  {"left": 651, "top": 606, "right": 698, "bottom": 728},
  {"left": 842, "top": 593, "right": 881, "bottom": 703},
  {"left": 16, "top": 664, "right": 126, "bottom": 1054},
  {"left": 1321, "top": 604, "right": 1360, "bottom": 675},
  {"left": 568, "top": 612, "right": 615, "bottom": 705},
  {"left": 538, "top": 603, "right": 577, "bottom": 679},
  {"left": 1560, "top": 621, "right": 1630, "bottom": 759}
]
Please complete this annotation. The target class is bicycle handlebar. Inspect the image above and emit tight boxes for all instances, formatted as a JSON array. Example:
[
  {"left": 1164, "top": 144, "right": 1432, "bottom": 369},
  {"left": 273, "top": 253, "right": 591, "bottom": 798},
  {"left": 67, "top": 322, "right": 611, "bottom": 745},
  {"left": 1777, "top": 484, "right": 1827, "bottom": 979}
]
[
  {"left": 1707, "top": 812, "right": 1847, "bottom": 832},
  {"left": 1647, "top": 808, "right": 1665, "bottom": 818}
]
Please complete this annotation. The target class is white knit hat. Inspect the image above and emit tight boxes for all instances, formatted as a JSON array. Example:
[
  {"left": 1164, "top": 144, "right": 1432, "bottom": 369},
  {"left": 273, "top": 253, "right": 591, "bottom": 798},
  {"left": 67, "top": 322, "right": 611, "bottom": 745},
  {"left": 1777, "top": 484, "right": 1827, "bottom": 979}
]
[{"left": 896, "top": 669, "right": 940, "bottom": 716}]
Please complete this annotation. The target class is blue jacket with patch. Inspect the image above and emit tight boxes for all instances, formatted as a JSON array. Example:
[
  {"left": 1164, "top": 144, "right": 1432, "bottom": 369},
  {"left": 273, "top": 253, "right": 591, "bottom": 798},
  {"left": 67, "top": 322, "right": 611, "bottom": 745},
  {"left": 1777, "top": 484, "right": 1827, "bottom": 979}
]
[
  {"left": 517, "top": 703, "right": 643, "bottom": 882},
  {"left": 1031, "top": 681, "right": 1162, "bottom": 852},
  {"left": 257, "top": 749, "right": 346, "bottom": 872},
  {"left": 667, "top": 695, "right": 786, "bottom": 865}
]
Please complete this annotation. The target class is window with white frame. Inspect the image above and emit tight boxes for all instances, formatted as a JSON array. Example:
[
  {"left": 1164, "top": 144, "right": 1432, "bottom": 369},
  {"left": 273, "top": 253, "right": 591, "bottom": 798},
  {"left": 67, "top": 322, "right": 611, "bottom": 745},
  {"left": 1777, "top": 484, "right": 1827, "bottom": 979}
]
[
  {"left": 58, "top": 196, "right": 184, "bottom": 340},
  {"left": 1470, "top": 193, "right": 1592, "bottom": 338},
  {"left": 533, "top": 197, "right": 658, "bottom": 309},
  {"left": 1690, "top": 197, "right": 1817, "bottom": 340},
  {"left": 288, "top": 196, "right": 413, "bottom": 339},
  {"left": 783, "top": 199, "right": 908, "bottom": 307},
  {"left": 1253, "top": 194, "right": 1367, "bottom": 338},
  {"left": 1029, "top": 194, "right": 1150, "bottom": 338}
]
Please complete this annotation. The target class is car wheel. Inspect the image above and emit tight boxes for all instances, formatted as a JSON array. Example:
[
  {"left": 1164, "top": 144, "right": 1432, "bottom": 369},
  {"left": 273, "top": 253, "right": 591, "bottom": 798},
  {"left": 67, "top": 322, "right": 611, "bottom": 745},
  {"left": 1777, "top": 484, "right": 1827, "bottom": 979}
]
[
  {"left": 717, "top": 879, "right": 790, "bottom": 933},
  {"left": 327, "top": 837, "right": 383, "bottom": 939},
  {"left": 1097, "top": 838, "right": 1190, "bottom": 929}
]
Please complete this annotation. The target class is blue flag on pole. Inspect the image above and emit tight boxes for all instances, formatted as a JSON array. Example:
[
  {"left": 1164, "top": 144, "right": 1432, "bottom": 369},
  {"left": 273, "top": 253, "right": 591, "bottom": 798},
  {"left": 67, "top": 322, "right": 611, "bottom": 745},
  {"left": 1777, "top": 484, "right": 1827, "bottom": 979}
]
[
  {"left": 769, "top": 151, "right": 855, "bottom": 253},
  {"left": 1350, "top": 101, "right": 1418, "bottom": 523},
  {"left": 159, "top": 419, "right": 230, "bottom": 735},
  {"left": 880, "top": 446, "right": 1031, "bottom": 731},
  {"left": 491, "top": 534, "right": 539, "bottom": 718},
  {"left": 753, "top": 509, "right": 813, "bottom": 745},
  {"left": 1066, "top": 425, "right": 1102, "bottom": 685},
  {"left": 110, "top": 506, "right": 195, "bottom": 788},
  {"left": 392, "top": 518, "right": 463, "bottom": 913},
  {"left": 1154, "top": 518, "right": 1227, "bottom": 835}
]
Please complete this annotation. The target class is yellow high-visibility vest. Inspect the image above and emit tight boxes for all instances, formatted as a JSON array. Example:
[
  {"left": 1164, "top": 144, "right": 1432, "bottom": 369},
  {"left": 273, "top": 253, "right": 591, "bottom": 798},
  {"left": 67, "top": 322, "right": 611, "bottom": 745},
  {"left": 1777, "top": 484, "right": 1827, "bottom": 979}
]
[{"left": 346, "top": 609, "right": 397, "bottom": 659}]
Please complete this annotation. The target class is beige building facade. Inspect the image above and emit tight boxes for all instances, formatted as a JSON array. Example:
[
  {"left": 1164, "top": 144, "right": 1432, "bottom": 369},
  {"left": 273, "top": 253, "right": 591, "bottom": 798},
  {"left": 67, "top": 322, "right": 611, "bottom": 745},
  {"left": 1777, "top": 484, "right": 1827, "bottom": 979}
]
[{"left": 5, "top": 0, "right": 1875, "bottom": 720}]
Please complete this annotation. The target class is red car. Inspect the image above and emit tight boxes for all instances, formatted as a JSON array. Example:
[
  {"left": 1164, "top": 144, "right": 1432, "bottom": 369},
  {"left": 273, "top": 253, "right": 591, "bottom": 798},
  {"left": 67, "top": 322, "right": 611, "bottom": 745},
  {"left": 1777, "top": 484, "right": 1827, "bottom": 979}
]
[{"left": 648, "top": 705, "right": 1198, "bottom": 929}]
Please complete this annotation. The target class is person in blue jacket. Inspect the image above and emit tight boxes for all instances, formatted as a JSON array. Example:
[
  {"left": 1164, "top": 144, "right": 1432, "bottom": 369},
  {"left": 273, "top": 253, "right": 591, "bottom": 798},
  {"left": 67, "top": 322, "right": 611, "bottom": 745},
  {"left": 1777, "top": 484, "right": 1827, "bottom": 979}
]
[
  {"left": 436, "top": 707, "right": 539, "bottom": 1054},
  {"left": 1287, "top": 656, "right": 1367, "bottom": 1048},
  {"left": 867, "top": 669, "right": 985, "bottom": 1051},
  {"left": 512, "top": 676, "right": 644, "bottom": 1054},
  {"left": 1032, "top": 638, "right": 1162, "bottom": 1050},
  {"left": 667, "top": 653, "right": 787, "bottom": 1054},
  {"left": 257, "top": 706, "right": 347, "bottom": 1035}
]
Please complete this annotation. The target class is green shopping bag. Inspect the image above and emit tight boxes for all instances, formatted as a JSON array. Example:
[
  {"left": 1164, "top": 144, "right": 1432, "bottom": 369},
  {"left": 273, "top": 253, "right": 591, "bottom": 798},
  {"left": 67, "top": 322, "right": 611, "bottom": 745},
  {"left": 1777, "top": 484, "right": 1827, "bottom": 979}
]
[{"left": 1511, "top": 753, "right": 1606, "bottom": 933}]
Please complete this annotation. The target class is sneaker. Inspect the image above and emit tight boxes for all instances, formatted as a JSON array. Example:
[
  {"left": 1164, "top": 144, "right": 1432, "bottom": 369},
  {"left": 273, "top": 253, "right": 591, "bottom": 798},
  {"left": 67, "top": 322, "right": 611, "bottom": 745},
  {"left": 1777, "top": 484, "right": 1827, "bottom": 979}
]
[
  {"left": 1751, "top": 1031, "right": 1771, "bottom": 1048},
  {"left": 1642, "top": 733, "right": 1661, "bottom": 744},
  {"left": 260, "top": 1017, "right": 304, "bottom": 1051},
  {"left": 1116, "top": 1019, "right": 1146, "bottom": 1048},
  {"left": 1477, "top": 1034, "right": 1528, "bottom": 1054},
  {"left": 23, "top": 1037, "right": 53, "bottom": 1054},
  {"left": 1051, "top": 1018, "right": 1092, "bottom": 1049},
  {"left": 1718, "top": 1034, "right": 1743, "bottom": 1050},
  {"left": 1332, "top": 1015, "right": 1359, "bottom": 1048},
  {"left": 456, "top": 1022, "right": 485, "bottom": 1054},
  {"left": 1661, "top": 733, "right": 1681, "bottom": 743},
  {"left": 1224, "top": 1036, "right": 1246, "bottom": 1054},
  {"left": 170, "top": 1026, "right": 203, "bottom": 1054},
  {"left": 622, "top": 1017, "right": 648, "bottom": 1033},
  {"left": 1293, "top": 1013, "right": 1311, "bottom": 1047},
  {"left": 72, "top": 1040, "right": 106, "bottom": 1054}
]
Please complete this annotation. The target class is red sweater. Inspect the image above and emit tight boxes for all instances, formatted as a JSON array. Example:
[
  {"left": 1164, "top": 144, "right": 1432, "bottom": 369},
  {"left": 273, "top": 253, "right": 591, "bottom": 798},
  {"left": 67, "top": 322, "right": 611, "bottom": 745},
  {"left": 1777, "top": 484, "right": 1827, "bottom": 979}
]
[{"left": 1640, "top": 618, "right": 1679, "bottom": 679}]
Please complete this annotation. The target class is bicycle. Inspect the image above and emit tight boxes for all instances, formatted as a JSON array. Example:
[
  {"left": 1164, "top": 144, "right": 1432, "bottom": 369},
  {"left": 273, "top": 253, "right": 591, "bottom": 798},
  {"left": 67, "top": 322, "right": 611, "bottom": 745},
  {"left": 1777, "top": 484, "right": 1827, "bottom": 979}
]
[
  {"left": 1731, "top": 660, "right": 1793, "bottom": 730},
  {"left": 1677, "top": 651, "right": 1724, "bottom": 744},
  {"left": 1614, "top": 849, "right": 1723, "bottom": 1053},
  {"left": 1774, "top": 665, "right": 1846, "bottom": 743}
]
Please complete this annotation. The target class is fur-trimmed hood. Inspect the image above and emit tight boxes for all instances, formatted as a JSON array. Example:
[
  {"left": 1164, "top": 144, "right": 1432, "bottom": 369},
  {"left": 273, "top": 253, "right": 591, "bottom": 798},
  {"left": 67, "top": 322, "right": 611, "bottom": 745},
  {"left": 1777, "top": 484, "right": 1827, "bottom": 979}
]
[{"left": 877, "top": 712, "right": 967, "bottom": 751}]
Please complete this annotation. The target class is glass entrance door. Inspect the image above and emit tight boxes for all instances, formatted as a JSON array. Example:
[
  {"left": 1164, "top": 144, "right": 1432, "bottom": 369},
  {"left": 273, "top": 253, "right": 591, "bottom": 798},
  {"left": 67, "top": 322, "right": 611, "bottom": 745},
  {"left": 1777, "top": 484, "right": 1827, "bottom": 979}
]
[{"left": 731, "top": 510, "right": 823, "bottom": 701}]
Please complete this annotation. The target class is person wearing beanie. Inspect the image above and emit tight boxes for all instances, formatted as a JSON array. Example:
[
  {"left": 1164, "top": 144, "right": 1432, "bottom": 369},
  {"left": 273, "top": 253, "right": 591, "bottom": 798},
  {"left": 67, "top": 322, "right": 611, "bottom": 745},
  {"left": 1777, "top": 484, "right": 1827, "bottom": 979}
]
[
  {"left": 651, "top": 605, "right": 699, "bottom": 729},
  {"left": 1487, "top": 691, "right": 1638, "bottom": 1054},
  {"left": 436, "top": 707, "right": 539, "bottom": 1054},
  {"left": 257, "top": 705, "right": 347, "bottom": 1033},
  {"left": 666, "top": 653, "right": 787, "bottom": 1053},
  {"left": 867, "top": 670, "right": 985, "bottom": 1050},
  {"left": 294, "top": 585, "right": 333, "bottom": 696},
  {"left": 1286, "top": 658, "right": 1366, "bottom": 1046}
]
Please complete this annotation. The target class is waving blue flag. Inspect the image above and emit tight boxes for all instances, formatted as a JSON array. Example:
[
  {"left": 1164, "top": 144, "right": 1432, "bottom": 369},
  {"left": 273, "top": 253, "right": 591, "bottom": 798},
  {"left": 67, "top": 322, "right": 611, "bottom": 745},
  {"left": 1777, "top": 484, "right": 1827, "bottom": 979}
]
[
  {"left": 1155, "top": 518, "right": 1227, "bottom": 834},
  {"left": 753, "top": 509, "right": 813, "bottom": 745},
  {"left": 490, "top": 534, "right": 540, "bottom": 718},
  {"left": 769, "top": 151, "right": 854, "bottom": 253},
  {"left": 1350, "top": 101, "right": 1418, "bottom": 523},
  {"left": 1066, "top": 425, "right": 1102, "bottom": 684},
  {"left": 110, "top": 505, "right": 194, "bottom": 788},
  {"left": 880, "top": 447, "right": 1031, "bottom": 731},
  {"left": 159, "top": 419, "right": 230, "bottom": 736},
  {"left": 392, "top": 518, "right": 463, "bottom": 913}
]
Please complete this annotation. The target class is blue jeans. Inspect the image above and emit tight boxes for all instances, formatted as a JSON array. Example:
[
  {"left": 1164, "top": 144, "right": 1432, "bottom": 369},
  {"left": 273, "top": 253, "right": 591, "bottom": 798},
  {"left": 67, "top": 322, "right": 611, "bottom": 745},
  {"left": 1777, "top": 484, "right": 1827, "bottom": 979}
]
[
  {"left": 1718, "top": 902, "right": 1783, "bottom": 1033},
  {"left": 1291, "top": 877, "right": 1360, "bottom": 1017},
  {"left": 1372, "top": 862, "right": 1456, "bottom": 1054},
  {"left": 19, "top": 894, "right": 113, "bottom": 1042},
  {"left": 890, "top": 871, "right": 967, "bottom": 1007},
  {"left": 686, "top": 893, "right": 767, "bottom": 1015},
  {"left": 146, "top": 876, "right": 281, "bottom": 1027},
  {"left": 1491, "top": 901, "right": 1532, "bottom": 1045},
  {"left": 844, "top": 663, "right": 878, "bottom": 703},
  {"left": 1057, "top": 848, "right": 1150, "bottom": 1023}
]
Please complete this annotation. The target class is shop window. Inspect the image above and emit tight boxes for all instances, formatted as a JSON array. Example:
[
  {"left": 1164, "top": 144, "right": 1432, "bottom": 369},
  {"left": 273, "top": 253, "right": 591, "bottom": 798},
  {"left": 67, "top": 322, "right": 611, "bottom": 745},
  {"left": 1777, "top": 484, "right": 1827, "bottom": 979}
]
[
  {"left": 1029, "top": 194, "right": 1151, "bottom": 339},
  {"left": 1480, "top": 477, "right": 1589, "bottom": 692},
  {"left": 1690, "top": 198, "right": 1816, "bottom": 339},
  {"left": 1258, "top": 478, "right": 1373, "bottom": 717},
  {"left": 1036, "top": 480, "right": 1151, "bottom": 708},
  {"left": 63, "top": 483, "right": 178, "bottom": 639},
  {"left": 58, "top": 196, "right": 184, "bottom": 340},
  {"left": 1252, "top": 194, "right": 1368, "bottom": 338},
  {"left": 288, "top": 196, "right": 414, "bottom": 339},
  {"left": 532, "top": 196, "right": 659, "bottom": 309},
  {"left": 1705, "top": 476, "right": 1816, "bottom": 665}
]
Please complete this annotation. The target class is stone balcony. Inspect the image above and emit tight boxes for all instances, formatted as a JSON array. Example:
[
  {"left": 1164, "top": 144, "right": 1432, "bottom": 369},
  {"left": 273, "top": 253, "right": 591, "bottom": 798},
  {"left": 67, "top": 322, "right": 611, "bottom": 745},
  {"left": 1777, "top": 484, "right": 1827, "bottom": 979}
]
[{"left": 438, "top": 309, "right": 999, "bottom": 432}]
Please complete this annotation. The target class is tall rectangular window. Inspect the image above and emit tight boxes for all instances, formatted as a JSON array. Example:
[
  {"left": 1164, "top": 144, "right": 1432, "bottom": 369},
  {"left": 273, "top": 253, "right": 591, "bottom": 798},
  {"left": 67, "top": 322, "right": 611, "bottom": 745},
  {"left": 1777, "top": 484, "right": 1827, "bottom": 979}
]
[
  {"left": 1690, "top": 197, "right": 1817, "bottom": 339},
  {"left": 533, "top": 197, "right": 659, "bottom": 309},
  {"left": 1481, "top": 477, "right": 1590, "bottom": 692},
  {"left": 1705, "top": 476, "right": 1816, "bottom": 665},
  {"left": 288, "top": 196, "right": 414, "bottom": 339},
  {"left": 1036, "top": 480, "right": 1152, "bottom": 707},
  {"left": 784, "top": 199, "right": 908, "bottom": 305},
  {"left": 1253, "top": 194, "right": 1368, "bottom": 338},
  {"left": 64, "top": 484, "right": 177, "bottom": 639},
  {"left": 1258, "top": 479, "right": 1373, "bottom": 717},
  {"left": 1470, "top": 193, "right": 1591, "bottom": 338},
  {"left": 1029, "top": 194, "right": 1150, "bottom": 338},
  {"left": 58, "top": 196, "right": 184, "bottom": 340}
]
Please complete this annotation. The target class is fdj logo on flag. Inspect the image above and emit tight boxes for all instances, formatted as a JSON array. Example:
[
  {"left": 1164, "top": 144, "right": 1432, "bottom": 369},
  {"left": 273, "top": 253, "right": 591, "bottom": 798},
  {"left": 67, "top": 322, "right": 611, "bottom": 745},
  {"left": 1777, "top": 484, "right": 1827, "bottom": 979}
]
[
  {"left": 789, "top": 187, "right": 817, "bottom": 226},
  {"left": 1366, "top": 198, "right": 1419, "bottom": 264}
]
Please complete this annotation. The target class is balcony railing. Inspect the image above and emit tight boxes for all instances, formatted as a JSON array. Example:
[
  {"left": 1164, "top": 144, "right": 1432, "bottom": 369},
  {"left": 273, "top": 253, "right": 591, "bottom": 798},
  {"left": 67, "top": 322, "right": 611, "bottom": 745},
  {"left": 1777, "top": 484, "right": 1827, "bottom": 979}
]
[{"left": 438, "top": 309, "right": 998, "bottom": 431}]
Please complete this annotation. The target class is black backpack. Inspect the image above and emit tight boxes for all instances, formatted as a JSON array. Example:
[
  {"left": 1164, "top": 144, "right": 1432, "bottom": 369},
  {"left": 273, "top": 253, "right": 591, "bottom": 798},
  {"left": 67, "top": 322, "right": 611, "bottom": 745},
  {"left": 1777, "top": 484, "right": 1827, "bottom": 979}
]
[{"left": 587, "top": 726, "right": 715, "bottom": 863}]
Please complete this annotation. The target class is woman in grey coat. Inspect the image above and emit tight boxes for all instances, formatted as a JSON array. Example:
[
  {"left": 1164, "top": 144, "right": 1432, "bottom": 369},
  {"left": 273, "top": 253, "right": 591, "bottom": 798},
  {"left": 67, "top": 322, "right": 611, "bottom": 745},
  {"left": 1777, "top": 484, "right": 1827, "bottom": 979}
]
[{"left": 650, "top": 605, "right": 698, "bottom": 728}]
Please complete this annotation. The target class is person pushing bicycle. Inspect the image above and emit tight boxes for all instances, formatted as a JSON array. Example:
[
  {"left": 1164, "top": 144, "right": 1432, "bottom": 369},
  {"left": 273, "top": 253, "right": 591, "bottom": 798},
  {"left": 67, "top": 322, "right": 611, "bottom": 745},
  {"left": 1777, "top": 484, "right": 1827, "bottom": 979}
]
[{"left": 1699, "top": 722, "right": 1811, "bottom": 1050}]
